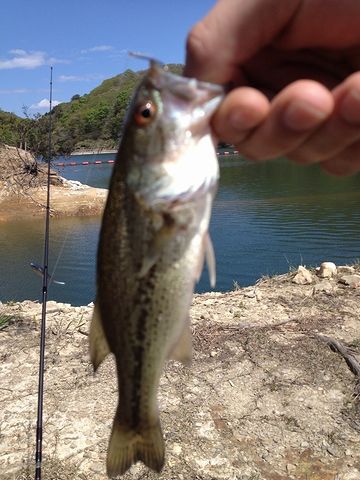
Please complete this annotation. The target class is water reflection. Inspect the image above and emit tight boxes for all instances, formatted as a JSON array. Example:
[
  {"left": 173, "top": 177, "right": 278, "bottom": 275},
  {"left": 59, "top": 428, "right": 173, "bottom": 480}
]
[{"left": 0, "top": 217, "right": 99, "bottom": 306}]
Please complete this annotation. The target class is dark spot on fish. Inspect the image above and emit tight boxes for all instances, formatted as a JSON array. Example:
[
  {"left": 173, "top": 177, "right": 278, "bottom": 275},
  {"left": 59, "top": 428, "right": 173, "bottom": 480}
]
[{"left": 131, "top": 344, "right": 144, "bottom": 427}]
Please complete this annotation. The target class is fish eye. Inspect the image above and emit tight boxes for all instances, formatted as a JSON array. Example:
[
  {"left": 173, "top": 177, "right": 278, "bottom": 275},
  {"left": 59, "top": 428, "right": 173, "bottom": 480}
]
[{"left": 134, "top": 101, "right": 157, "bottom": 126}]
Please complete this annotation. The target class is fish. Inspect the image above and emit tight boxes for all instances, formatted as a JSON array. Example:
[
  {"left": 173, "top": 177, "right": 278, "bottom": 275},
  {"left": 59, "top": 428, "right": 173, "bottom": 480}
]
[
  {"left": 89, "top": 59, "right": 223, "bottom": 477},
  {"left": 30, "top": 262, "right": 65, "bottom": 285}
]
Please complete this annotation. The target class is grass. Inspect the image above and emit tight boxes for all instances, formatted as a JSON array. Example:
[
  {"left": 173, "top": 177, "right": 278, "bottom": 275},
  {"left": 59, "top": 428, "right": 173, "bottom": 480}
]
[
  {"left": 349, "top": 338, "right": 360, "bottom": 349},
  {"left": 0, "top": 313, "right": 13, "bottom": 330},
  {"left": 350, "top": 258, "right": 360, "bottom": 267},
  {"left": 4, "top": 299, "right": 17, "bottom": 306}
]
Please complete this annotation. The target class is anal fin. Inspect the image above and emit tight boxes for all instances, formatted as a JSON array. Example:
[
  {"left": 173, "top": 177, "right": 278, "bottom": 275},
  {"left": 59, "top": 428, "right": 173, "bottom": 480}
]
[
  {"left": 168, "top": 319, "right": 192, "bottom": 366},
  {"left": 89, "top": 302, "right": 111, "bottom": 371}
]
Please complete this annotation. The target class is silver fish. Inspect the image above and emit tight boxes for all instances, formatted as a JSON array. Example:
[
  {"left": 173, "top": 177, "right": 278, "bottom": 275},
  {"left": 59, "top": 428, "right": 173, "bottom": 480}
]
[{"left": 90, "top": 60, "right": 223, "bottom": 477}]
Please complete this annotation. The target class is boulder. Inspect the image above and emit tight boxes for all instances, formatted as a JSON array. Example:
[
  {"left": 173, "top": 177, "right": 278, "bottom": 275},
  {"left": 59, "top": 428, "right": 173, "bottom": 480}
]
[
  {"left": 338, "top": 265, "right": 356, "bottom": 275},
  {"left": 317, "top": 262, "right": 337, "bottom": 278},
  {"left": 292, "top": 266, "right": 314, "bottom": 285},
  {"left": 313, "top": 280, "right": 334, "bottom": 295},
  {"left": 338, "top": 274, "right": 360, "bottom": 288}
]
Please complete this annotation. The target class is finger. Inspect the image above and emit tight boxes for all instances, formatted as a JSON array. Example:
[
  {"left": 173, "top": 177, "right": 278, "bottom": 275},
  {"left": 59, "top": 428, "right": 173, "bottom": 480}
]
[
  {"left": 288, "top": 72, "right": 360, "bottom": 164},
  {"left": 242, "top": 47, "right": 352, "bottom": 93},
  {"left": 212, "top": 87, "right": 270, "bottom": 143},
  {"left": 184, "top": 0, "right": 301, "bottom": 83},
  {"left": 320, "top": 140, "right": 360, "bottom": 176},
  {"left": 235, "top": 80, "right": 334, "bottom": 160},
  {"left": 275, "top": 0, "right": 360, "bottom": 49}
]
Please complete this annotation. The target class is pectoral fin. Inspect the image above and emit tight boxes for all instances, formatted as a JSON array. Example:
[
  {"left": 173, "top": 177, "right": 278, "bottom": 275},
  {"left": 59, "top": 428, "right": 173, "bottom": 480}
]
[
  {"left": 89, "top": 303, "right": 111, "bottom": 372},
  {"left": 168, "top": 319, "right": 192, "bottom": 366},
  {"left": 205, "top": 233, "right": 216, "bottom": 288},
  {"left": 138, "top": 215, "right": 178, "bottom": 278}
]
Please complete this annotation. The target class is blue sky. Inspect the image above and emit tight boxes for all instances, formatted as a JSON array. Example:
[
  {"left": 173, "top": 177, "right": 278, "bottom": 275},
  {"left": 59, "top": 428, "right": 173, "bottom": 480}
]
[{"left": 0, "top": 0, "right": 215, "bottom": 116}]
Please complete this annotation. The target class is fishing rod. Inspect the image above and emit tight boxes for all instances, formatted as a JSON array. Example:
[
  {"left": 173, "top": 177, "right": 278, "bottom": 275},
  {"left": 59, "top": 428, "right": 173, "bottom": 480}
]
[{"left": 34, "top": 66, "right": 53, "bottom": 480}]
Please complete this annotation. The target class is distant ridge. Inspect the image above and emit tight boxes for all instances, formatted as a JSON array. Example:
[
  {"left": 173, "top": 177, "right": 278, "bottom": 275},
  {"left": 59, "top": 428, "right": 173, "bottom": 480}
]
[
  {"left": 48, "top": 64, "right": 184, "bottom": 153},
  {"left": 0, "top": 64, "right": 184, "bottom": 156}
]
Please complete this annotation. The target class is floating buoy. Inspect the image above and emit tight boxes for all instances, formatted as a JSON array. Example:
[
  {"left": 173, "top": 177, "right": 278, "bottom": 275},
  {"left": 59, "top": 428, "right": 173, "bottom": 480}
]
[{"left": 56, "top": 150, "right": 239, "bottom": 169}]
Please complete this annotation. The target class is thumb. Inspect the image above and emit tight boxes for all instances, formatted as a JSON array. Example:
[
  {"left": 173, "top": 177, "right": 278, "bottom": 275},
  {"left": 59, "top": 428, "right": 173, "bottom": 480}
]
[{"left": 184, "top": 0, "right": 301, "bottom": 83}]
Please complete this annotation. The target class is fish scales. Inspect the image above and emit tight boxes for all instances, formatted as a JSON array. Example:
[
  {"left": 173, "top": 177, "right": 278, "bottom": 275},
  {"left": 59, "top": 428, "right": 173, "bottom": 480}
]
[{"left": 90, "top": 60, "right": 223, "bottom": 477}]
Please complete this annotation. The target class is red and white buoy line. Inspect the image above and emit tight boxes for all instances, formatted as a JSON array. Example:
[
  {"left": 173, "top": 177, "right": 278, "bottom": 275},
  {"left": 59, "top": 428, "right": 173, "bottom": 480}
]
[
  {"left": 54, "top": 150, "right": 240, "bottom": 167},
  {"left": 217, "top": 150, "right": 239, "bottom": 156},
  {"left": 54, "top": 159, "right": 116, "bottom": 167}
]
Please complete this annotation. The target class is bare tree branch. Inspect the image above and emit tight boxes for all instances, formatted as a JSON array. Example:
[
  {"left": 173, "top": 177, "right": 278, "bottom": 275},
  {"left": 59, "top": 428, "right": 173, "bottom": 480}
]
[{"left": 315, "top": 334, "right": 360, "bottom": 396}]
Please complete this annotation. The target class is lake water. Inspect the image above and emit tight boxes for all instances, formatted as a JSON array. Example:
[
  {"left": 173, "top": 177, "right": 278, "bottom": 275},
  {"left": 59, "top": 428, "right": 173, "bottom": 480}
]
[{"left": 1, "top": 153, "right": 359, "bottom": 306}]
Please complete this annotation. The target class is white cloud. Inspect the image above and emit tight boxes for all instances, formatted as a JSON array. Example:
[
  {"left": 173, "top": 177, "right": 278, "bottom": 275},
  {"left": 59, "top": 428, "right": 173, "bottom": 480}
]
[
  {"left": 0, "top": 88, "right": 28, "bottom": 94},
  {"left": 0, "top": 50, "right": 46, "bottom": 70},
  {"left": 0, "top": 50, "right": 68, "bottom": 70},
  {"left": 108, "top": 49, "right": 127, "bottom": 59},
  {"left": 30, "top": 98, "right": 61, "bottom": 110},
  {"left": 48, "top": 56, "right": 70, "bottom": 65},
  {"left": 80, "top": 45, "right": 113, "bottom": 54},
  {"left": 58, "top": 73, "right": 104, "bottom": 82},
  {"left": 58, "top": 75, "right": 82, "bottom": 82},
  {"left": 9, "top": 49, "right": 27, "bottom": 56}
]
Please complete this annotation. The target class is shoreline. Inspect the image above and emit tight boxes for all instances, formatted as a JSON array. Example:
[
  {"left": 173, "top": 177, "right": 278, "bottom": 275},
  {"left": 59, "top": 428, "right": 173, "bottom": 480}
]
[
  {"left": 0, "top": 145, "right": 108, "bottom": 222},
  {"left": 0, "top": 179, "right": 107, "bottom": 222},
  {"left": 70, "top": 149, "right": 117, "bottom": 156}
]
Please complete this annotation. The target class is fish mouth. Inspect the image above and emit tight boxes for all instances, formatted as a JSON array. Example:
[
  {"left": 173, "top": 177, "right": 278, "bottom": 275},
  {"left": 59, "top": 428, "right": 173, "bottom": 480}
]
[
  {"left": 130, "top": 54, "right": 224, "bottom": 109},
  {"left": 146, "top": 61, "right": 224, "bottom": 141},
  {"left": 148, "top": 61, "right": 224, "bottom": 115}
]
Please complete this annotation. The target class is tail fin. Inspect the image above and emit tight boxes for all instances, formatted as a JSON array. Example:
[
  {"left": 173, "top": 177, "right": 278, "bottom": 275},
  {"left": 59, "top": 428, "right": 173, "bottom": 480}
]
[{"left": 107, "top": 411, "right": 165, "bottom": 477}]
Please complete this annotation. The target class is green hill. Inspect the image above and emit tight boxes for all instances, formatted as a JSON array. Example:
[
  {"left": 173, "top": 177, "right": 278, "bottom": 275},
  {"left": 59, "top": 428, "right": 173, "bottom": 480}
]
[
  {"left": 0, "top": 64, "right": 183, "bottom": 157},
  {"left": 50, "top": 63, "right": 183, "bottom": 153},
  {"left": 0, "top": 110, "right": 31, "bottom": 148}
]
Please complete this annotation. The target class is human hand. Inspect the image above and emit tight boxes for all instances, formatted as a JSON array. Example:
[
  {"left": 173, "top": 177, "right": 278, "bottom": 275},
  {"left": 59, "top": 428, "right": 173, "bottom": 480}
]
[{"left": 185, "top": 0, "right": 360, "bottom": 175}]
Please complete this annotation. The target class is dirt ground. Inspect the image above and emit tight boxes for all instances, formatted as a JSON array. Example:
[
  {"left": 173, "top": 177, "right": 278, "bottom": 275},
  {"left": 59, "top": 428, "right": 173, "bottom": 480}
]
[
  {"left": 0, "top": 181, "right": 106, "bottom": 221},
  {"left": 1, "top": 265, "right": 360, "bottom": 480}
]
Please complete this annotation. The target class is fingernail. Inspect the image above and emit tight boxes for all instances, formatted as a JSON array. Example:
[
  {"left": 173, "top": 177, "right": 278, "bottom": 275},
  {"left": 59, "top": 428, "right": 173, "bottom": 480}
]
[
  {"left": 340, "top": 89, "right": 360, "bottom": 125},
  {"left": 283, "top": 100, "right": 328, "bottom": 131}
]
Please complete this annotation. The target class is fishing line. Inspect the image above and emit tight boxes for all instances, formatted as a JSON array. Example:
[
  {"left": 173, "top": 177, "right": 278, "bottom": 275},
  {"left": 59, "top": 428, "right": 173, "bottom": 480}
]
[
  {"left": 48, "top": 52, "right": 131, "bottom": 284},
  {"left": 48, "top": 143, "right": 105, "bottom": 285},
  {"left": 33, "top": 55, "right": 130, "bottom": 477},
  {"left": 34, "top": 66, "right": 53, "bottom": 480}
]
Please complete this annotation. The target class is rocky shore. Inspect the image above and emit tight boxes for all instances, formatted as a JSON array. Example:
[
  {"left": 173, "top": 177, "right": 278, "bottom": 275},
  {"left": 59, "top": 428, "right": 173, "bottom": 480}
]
[
  {"left": 1, "top": 263, "right": 360, "bottom": 480},
  {"left": 0, "top": 145, "right": 107, "bottom": 221}
]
